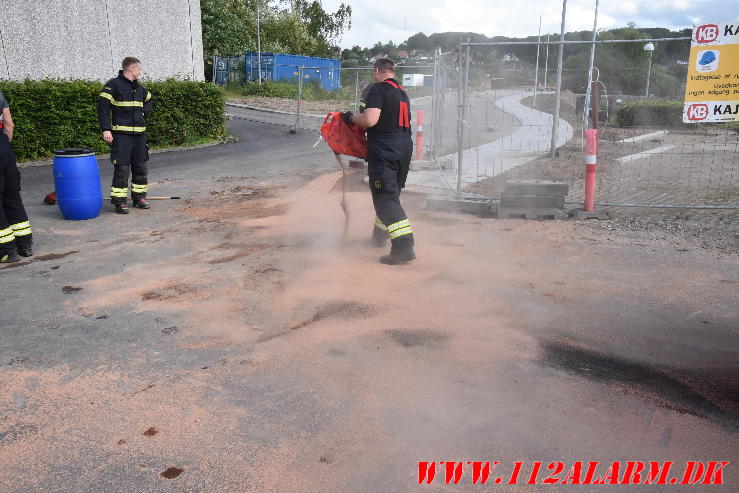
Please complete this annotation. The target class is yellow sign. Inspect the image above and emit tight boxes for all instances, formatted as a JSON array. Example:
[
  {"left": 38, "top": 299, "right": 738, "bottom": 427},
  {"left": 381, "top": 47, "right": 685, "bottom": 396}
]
[{"left": 683, "top": 21, "right": 739, "bottom": 123}]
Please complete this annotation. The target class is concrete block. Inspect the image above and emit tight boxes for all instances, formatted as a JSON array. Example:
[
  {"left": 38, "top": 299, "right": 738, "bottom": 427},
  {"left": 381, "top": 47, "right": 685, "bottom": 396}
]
[
  {"left": 504, "top": 180, "right": 569, "bottom": 197},
  {"left": 497, "top": 206, "right": 568, "bottom": 220},
  {"left": 500, "top": 194, "right": 565, "bottom": 209},
  {"left": 426, "top": 197, "right": 493, "bottom": 217},
  {"left": 410, "top": 160, "right": 436, "bottom": 171}
]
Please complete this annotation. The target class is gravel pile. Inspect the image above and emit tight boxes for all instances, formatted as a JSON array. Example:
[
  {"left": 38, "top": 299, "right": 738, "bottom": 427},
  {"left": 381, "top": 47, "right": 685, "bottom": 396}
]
[{"left": 572, "top": 213, "right": 739, "bottom": 256}]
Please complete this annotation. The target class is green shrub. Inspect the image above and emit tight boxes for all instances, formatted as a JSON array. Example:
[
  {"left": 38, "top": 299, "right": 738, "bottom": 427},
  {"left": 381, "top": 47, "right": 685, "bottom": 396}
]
[
  {"left": 229, "top": 80, "right": 344, "bottom": 101},
  {"left": 615, "top": 100, "right": 684, "bottom": 127},
  {"left": 0, "top": 79, "right": 226, "bottom": 160}
]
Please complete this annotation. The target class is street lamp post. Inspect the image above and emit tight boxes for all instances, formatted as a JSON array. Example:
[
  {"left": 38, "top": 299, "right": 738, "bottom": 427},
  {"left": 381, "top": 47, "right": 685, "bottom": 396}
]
[
  {"left": 256, "top": 0, "right": 262, "bottom": 86},
  {"left": 643, "top": 42, "right": 654, "bottom": 97}
]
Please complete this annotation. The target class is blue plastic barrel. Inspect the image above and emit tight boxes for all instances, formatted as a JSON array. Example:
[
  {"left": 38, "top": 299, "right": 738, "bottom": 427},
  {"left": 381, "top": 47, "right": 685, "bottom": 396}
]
[{"left": 53, "top": 148, "right": 103, "bottom": 220}]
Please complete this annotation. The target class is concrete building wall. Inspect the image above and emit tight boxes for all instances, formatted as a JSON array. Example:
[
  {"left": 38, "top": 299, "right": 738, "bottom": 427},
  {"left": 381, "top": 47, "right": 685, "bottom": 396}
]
[{"left": 0, "top": 0, "right": 204, "bottom": 81}]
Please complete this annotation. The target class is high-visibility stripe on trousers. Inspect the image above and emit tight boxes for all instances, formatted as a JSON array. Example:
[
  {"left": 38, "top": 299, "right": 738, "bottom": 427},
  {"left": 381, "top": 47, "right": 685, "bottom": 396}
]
[
  {"left": 374, "top": 217, "right": 388, "bottom": 231},
  {"left": 0, "top": 226, "right": 14, "bottom": 244},
  {"left": 110, "top": 186, "right": 128, "bottom": 198},
  {"left": 387, "top": 219, "right": 412, "bottom": 239},
  {"left": 131, "top": 183, "right": 148, "bottom": 194},
  {"left": 10, "top": 221, "right": 31, "bottom": 237}
]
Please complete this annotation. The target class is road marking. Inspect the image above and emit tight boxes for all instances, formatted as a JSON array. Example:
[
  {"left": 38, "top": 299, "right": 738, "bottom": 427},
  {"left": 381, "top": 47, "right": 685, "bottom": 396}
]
[
  {"left": 616, "top": 145, "right": 676, "bottom": 163},
  {"left": 618, "top": 130, "right": 669, "bottom": 143}
]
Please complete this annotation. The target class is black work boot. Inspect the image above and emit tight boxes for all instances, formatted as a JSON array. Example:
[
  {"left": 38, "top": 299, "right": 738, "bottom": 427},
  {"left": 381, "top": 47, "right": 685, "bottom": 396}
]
[
  {"left": 16, "top": 243, "right": 32, "bottom": 257},
  {"left": 134, "top": 198, "right": 150, "bottom": 209},
  {"left": 370, "top": 226, "right": 389, "bottom": 248},
  {"left": 380, "top": 237, "right": 416, "bottom": 265},
  {"left": 114, "top": 203, "right": 130, "bottom": 214},
  {"left": 1, "top": 249, "right": 21, "bottom": 263}
]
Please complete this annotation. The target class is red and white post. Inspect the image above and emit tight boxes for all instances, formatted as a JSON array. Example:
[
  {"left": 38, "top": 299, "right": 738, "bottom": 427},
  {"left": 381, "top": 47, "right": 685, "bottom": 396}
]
[
  {"left": 584, "top": 129, "right": 598, "bottom": 211},
  {"left": 416, "top": 110, "right": 424, "bottom": 160}
]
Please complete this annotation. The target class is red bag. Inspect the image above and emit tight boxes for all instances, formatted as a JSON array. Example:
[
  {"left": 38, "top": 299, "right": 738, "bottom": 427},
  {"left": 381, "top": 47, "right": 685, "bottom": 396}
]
[{"left": 320, "top": 112, "right": 367, "bottom": 158}]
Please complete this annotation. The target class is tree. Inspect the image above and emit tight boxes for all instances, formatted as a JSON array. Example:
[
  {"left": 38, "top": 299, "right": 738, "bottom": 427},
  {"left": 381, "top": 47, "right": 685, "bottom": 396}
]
[
  {"left": 406, "top": 32, "right": 431, "bottom": 52},
  {"left": 293, "top": 0, "right": 352, "bottom": 48},
  {"left": 201, "top": 0, "right": 254, "bottom": 55},
  {"left": 201, "top": 0, "right": 352, "bottom": 58}
]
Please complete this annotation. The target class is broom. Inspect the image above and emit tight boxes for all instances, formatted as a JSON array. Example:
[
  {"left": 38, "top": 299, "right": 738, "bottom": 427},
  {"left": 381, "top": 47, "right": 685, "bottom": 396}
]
[
  {"left": 333, "top": 152, "right": 349, "bottom": 236},
  {"left": 44, "top": 191, "right": 179, "bottom": 205}
]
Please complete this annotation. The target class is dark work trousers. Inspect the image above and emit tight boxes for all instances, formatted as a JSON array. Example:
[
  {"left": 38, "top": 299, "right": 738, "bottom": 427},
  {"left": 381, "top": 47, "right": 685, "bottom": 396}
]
[
  {"left": 0, "top": 133, "right": 31, "bottom": 253},
  {"left": 367, "top": 131, "right": 414, "bottom": 247},
  {"left": 110, "top": 133, "right": 149, "bottom": 204}
]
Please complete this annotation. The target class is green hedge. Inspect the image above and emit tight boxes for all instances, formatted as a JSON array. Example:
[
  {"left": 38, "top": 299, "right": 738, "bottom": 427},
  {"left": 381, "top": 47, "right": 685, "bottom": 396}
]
[
  {"left": 0, "top": 79, "right": 226, "bottom": 161},
  {"left": 615, "top": 100, "right": 684, "bottom": 127},
  {"left": 225, "top": 80, "right": 346, "bottom": 101}
]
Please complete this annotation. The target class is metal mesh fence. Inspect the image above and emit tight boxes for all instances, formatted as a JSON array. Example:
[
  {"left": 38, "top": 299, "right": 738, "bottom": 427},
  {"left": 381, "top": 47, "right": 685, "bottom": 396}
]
[
  {"left": 428, "top": 40, "right": 739, "bottom": 225},
  {"left": 214, "top": 48, "right": 738, "bottom": 226}
]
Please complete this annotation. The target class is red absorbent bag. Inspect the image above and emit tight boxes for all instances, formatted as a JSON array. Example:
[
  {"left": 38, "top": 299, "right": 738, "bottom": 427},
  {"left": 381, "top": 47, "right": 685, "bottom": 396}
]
[{"left": 320, "top": 112, "right": 367, "bottom": 158}]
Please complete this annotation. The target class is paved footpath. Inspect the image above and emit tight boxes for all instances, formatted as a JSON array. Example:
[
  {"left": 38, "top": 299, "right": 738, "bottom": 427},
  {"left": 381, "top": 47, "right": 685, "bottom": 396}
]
[{"left": 407, "top": 90, "right": 574, "bottom": 191}]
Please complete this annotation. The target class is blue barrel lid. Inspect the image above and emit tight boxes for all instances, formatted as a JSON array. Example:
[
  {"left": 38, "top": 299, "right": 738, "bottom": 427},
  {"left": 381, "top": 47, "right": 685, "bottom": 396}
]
[{"left": 54, "top": 148, "right": 95, "bottom": 157}]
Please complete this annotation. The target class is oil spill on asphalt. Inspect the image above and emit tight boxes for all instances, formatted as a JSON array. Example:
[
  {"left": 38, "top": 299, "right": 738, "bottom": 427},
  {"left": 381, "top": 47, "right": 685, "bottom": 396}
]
[
  {"left": 289, "top": 300, "right": 376, "bottom": 331},
  {"left": 541, "top": 339, "right": 739, "bottom": 431},
  {"left": 258, "top": 300, "right": 377, "bottom": 343},
  {"left": 142, "top": 427, "right": 159, "bottom": 437},
  {"left": 35, "top": 251, "right": 79, "bottom": 261},
  {"left": 0, "top": 260, "right": 32, "bottom": 269},
  {"left": 385, "top": 329, "right": 449, "bottom": 348},
  {"left": 61, "top": 286, "right": 83, "bottom": 294},
  {"left": 160, "top": 467, "right": 183, "bottom": 479},
  {"left": 141, "top": 283, "right": 198, "bottom": 302}
]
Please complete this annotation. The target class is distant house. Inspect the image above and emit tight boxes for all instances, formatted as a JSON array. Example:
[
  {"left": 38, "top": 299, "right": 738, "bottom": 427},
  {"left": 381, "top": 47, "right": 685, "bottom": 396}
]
[
  {"left": 397, "top": 50, "right": 409, "bottom": 58},
  {"left": 503, "top": 53, "right": 522, "bottom": 71}
]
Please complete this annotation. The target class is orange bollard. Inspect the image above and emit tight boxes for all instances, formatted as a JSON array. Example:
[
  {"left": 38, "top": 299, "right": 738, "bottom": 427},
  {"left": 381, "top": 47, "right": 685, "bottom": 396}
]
[
  {"left": 584, "top": 129, "right": 598, "bottom": 212},
  {"left": 416, "top": 110, "right": 424, "bottom": 160}
]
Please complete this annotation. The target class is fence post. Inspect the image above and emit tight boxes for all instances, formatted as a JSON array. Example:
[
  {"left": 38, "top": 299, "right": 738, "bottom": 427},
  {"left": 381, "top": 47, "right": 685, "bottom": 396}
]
[
  {"left": 416, "top": 110, "right": 424, "bottom": 160},
  {"left": 591, "top": 80, "right": 600, "bottom": 130},
  {"left": 294, "top": 66, "right": 303, "bottom": 133},
  {"left": 584, "top": 128, "right": 598, "bottom": 211},
  {"left": 456, "top": 39, "right": 470, "bottom": 200},
  {"left": 354, "top": 70, "right": 359, "bottom": 111}
]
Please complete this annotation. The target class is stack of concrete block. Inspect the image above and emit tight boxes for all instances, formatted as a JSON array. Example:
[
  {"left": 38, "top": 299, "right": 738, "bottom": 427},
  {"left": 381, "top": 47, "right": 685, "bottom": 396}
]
[{"left": 497, "top": 180, "right": 568, "bottom": 220}]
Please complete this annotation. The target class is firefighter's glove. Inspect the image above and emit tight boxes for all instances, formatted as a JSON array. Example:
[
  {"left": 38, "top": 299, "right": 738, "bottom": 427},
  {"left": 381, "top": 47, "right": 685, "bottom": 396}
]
[{"left": 340, "top": 111, "right": 353, "bottom": 125}]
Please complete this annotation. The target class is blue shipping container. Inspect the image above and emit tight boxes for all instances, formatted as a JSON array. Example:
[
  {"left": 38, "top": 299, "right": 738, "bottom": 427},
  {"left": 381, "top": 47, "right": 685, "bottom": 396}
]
[{"left": 244, "top": 52, "right": 341, "bottom": 91}]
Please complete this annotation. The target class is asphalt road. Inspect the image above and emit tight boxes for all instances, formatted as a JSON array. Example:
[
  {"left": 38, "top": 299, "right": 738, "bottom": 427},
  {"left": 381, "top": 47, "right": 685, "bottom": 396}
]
[{"left": 2, "top": 116, "right": 738, "bottom": 492}]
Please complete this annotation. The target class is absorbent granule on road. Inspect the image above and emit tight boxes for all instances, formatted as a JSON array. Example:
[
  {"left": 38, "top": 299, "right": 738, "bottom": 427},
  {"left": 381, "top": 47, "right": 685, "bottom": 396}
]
[{"left": 2, "top": 169, "right": 737, "bottom": 491}]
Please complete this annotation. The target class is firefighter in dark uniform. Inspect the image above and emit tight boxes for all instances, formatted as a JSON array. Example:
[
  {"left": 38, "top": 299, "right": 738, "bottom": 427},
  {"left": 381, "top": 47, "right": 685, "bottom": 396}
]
[
  {"left": 0, "top": 90, "right": 32, "bottom": 263},
  {"left": 98, "top": 57, "right": 153, "bottom": 214},
  {"left": 342, "top": 58, "right": 415, "bottom": 265}
]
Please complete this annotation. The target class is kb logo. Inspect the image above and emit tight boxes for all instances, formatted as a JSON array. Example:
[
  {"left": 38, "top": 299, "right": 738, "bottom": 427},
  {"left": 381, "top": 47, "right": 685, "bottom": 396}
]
[
  {"left": 686, "top": 104, "right": 709, "bottom": 121},
  {"left": 695, "top": 24, "right": 719, "bottom": 44}
]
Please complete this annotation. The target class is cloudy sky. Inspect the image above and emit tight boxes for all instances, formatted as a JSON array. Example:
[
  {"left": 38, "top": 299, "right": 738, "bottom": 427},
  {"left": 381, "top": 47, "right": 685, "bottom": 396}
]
[{"left": 321, "top": 0, "right": 738, "bottom": 48}]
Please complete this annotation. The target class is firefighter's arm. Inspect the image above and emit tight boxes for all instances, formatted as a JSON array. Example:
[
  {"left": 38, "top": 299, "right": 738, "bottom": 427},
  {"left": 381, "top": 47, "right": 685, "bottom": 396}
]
[
  {"left": 350, "top": 108, "right": 380, "bottom": 128},
  {"left": 143, "top": 89, "right": 153, "bottom": 116},
  {"left": 98, "top": 85, "right": 114, "bottom": 143},
  {"left": 2, "top": 107, "right": 14, "bottom": 141}
]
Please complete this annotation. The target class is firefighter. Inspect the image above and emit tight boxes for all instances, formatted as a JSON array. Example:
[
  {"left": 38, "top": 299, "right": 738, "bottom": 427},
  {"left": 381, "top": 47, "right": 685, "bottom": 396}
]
[
  {"left": 342, "top": 58, "right": 415, "bottom": 265},
  {"left": 98, "top": 57, "right": 153, "bottom": 214},
  {"left": 0, "top": 89, "right": 32, "bottom": 263}
]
